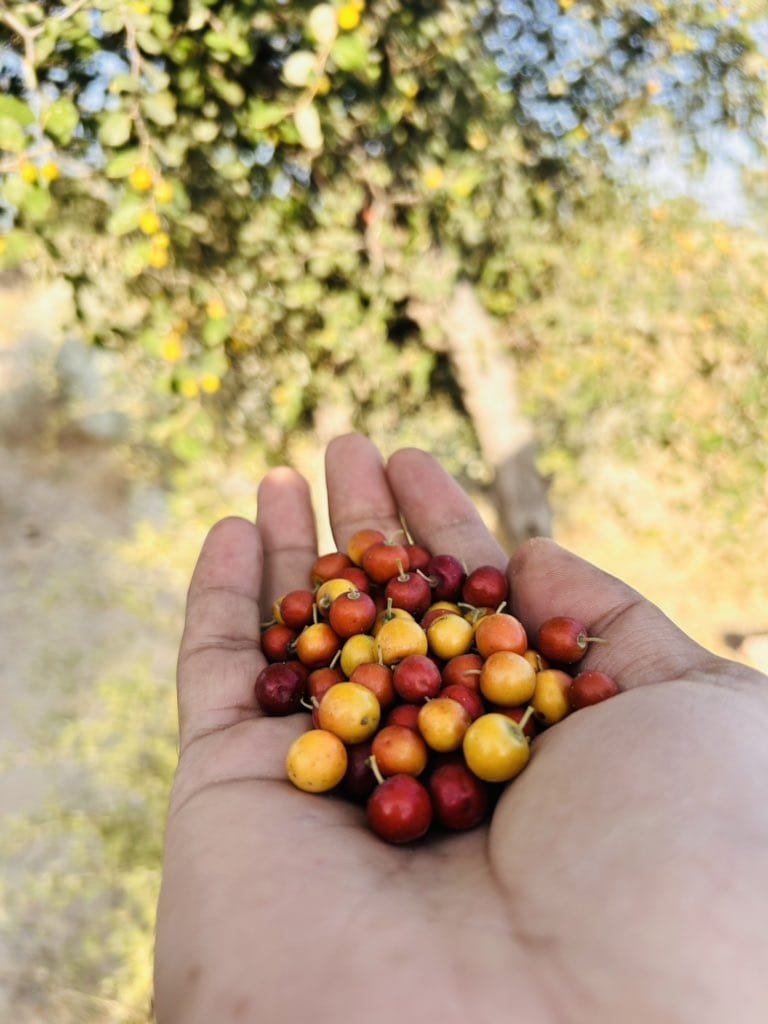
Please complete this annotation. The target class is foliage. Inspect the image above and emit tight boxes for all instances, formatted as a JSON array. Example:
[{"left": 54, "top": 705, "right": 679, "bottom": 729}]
[{"left": 1, "top": 0, "right": 766, "bottom": 470}]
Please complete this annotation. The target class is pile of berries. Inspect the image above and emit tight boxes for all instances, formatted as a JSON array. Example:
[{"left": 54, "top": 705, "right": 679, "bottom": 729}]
[{"left": 256, "top": 529, "right": 619, "bottom": 844}]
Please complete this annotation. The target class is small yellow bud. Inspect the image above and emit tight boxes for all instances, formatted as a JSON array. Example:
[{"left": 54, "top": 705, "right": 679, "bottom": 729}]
[
  {"left": 180, "top": 378, "right": 199, "bottom": 399},
  {"left": 148, "top": 247, "right": 170, "bottom": 269}
]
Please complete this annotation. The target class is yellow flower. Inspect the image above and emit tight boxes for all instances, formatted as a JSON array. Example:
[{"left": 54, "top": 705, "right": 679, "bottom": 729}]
[
  {"left": 421, "top": 166, "right": 444, "bottom": 191},
  {"left": 200, "top": 373, "right": 221, "bottom": 394},
  {"left": 180, "top": 379, "right": 199, "bottom": 399},
  {"left": 315, "top": 75, "right": 331, "bottom": 96},
  {"left": 129, "top": 165, "right": 154, "bottom": 192},
  {"left": 646, "top": 79, "right": 662, "bottom": 97},
  {"left": 337, "top": 4, "right": 361, "bottom": 30},
  {"left": 205, "top": 298, "right": 227, "bottom": 320},
  {"left": 139, "top": 209, "right": 161, "bottom": 235},
  {"left": 130, "top": 1, "right": 151, "bottom": 14},
  {"left": 161, "top": 332, "right": 183, "bottom": 362},
  {"left": 152, "top": 231, "right": 171, "bottom": 249}
]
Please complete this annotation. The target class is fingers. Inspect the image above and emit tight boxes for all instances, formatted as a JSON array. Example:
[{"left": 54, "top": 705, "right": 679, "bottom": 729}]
[
  {"left": 509, "top": 538, "right": 715, "bottom": 689},
  {"left": 256, "top": 468, "right": 318, "bottom": 609},
  {"left": 177, "top": 517, "right": 265, "bottom": 749},
  {"left": 325, "top": 434, "right": 403, "bottom": 550},
  {"left": 386, "top": 447, "right": 507, "bottom": 572}
]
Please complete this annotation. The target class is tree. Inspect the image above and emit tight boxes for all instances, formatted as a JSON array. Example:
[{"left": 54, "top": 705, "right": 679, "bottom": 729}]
[{"left": 0, "top": 0, "right": 766, "bottom": 535}]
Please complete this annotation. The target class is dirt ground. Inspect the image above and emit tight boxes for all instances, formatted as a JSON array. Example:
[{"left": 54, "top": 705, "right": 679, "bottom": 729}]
[{"left": 0, "top": 282, "right": 766, "bottom": 1021}]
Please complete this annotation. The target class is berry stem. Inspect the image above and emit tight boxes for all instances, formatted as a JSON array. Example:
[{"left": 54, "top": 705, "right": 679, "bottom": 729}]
[
  {"left": 518, "top": 705, "right": 535, "bottom": 733},
  {"left": 366, "top": 754, "right": 385, "bottom": 786}
]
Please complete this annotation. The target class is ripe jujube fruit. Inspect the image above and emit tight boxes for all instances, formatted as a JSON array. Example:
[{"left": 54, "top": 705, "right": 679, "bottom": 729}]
[
  {"left": 362, "top": 540, "right": 410, "bottom": 584},
  {"left": 393, "top": 654, "right": 442, "bottom": 703},
  {"left": 347, "top": 528, "right": 386, "bottom": 566},
  {"left": 385, "top": 570, "right": 433, "bottom": 617},
  {"left": 428, "top": 762, "right": 490, "bottom": 831},
  {"left": 311, "top": 551, "right": 352, "bottom": 585},
  {"left": 461, "top": 565, "right": 508, "bottom": 609},
  {"left": 423, "top": 554, "right": 466, "bottom": 601},
  {"left": 366, "top": 773, "right": 433, "bottom": 844},
  {"left": 537, "top": 616, "right": 605, "bottom": 664},
  {"left": 261, "top": 623, "right": 298, "bottom": 662},
  {"left": 328, "top": 589, "right": 377, "bottom": 638},
  {"left": 371, "top": 725, "right": 428, "bottom": 777},
  {"left": 286, "top": 729, "right": 348, "bottom": 793},
  {"left": 255, "top": 662, "right": 305, "bottom": 716},
  {"left": 273, "top": 589, "right": 315, "bottom": 629},
  {"left": 474, "top": 612, "right": 528, "bottom": 658},
  {"left": 569, "top": 670, "right": 620, "bottom": 710}
]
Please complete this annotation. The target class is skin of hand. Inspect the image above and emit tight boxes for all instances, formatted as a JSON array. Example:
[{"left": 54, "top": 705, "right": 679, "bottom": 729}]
[{"left": 153, "top": 433, "right": 768, "bottom": 1024}]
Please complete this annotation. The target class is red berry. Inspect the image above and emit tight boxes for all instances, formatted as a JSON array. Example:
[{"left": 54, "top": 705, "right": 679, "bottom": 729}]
[
  {"left": 423, "top": 554, "right": 466, "bottom": 601},
  {"left": 393, "top": 654, "right": 442, "bottom": 703},
  {"left": 261, "top": 623, "right": 298, "bottom": 662},
  {"left": 428, "top": 762, "right": 490, "bottom": 831},
  {"left": 461, "top": 565, "right": 508, "bottom": 609},
  {"left": 537, "top": 616, "right": 602, "bottom": 664},
  {"left": 404, "top": 543, "right": 432, "bottom": 572},
  {"left": 342, "top": 742, "right": 377, "bottom": 802},
  {"left": 276, "top": 589, "right": 315, "bottom": 629},
  {"left": 362, "top": 540, "right": 410, "bottom": 584},
  {"left": 328, "top": 589, "right": 377, "bottom": 638},
  {"left": 569, "top": 670, "right": 620, "bottom": 710},
  {"left": 255, "top": 662, "right": 305, "bottom": 715},
  {"left": 440, "top": 683, "right": 485, "bottom": 721},
  {"left": 385, "top": 703, "right": 422, "bottom": 731},
  {"left": 385, "top": 571, "right": 433, "bottom": 617},
  {"left": 311, "top": 551, "right": 351, "bottom": 585},
  {"left": 366, "top": 774, "right": 433, "bottom": 844}
]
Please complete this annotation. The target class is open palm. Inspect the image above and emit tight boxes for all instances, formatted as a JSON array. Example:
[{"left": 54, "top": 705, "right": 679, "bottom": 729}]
[{"left": 154, "top": 434, "right": 768, "bottom": 1024}]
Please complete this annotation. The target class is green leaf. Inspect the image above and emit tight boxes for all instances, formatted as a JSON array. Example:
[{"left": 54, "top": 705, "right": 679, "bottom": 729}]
[
  {"left": 245, "top": 100, "right": 285, "bottom": 132},
  {"left": 137, "top": 30, "right": 164, "bottom": 55},
  {"left": 106, "top": 196, "right": 144, "bottom": 236},
  {"left": 20, "top": 186, "right": 52, "bottom": 223},
  {"left": 202, "top": 317, "right": 230, "bottom": 347},
  {"left": 105, "top": 148, "right": 142, "bottom": 178},
  {"left": 283, "top": 51, "right": 317, "bottom": 87},
  {"left": 43, "top": 98, "right": 80, "bottom": 145},
  {"left": 0, "top": 229, "right": 38, "bottom": 268},
  {"left": 0, "top": 96, "right": 34, "bottom": 126},
  {"left": 108, "top": 74, "right": 142, "bottom": 95},
  {"left": 330, "top": 34, "right": 368, "bottom": 73},
  {"left": 294, "top": 104, "right": 323, "bottom": 150},
  {"left": 210, "top": 78, "right": 245, "bottom": 107},
  {"left": 0, "top": 117, "right": 27, "bottom": 154},
  {"left": 122, "top": 240, "right": 151, "bottom": 277},
  {"left": 98, "top": 111, "right": 133, "bottom": 147},
  {"left": 308, "top": 4, "right": 338, "bottom": 47},
  {"left": 140, "top": 91, "right": 177, "bottom": 126},
  {"left": 2, "top": 174, "right": 29, "bottom": 206}
]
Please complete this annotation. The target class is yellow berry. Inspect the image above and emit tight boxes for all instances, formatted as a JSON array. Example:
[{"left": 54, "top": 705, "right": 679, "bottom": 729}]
[
  {"left": 315, "top": 577, "right": 356, "bottom": 613},
  {"left": 337, "top": 4, "right": 361, "bottom": 30},
  {"left": 129, "top": 165, "right": 154, "bottom": 192},
  {"left": 376, "top": 618, "right": 428, "bottom": 665},
  {"left": 286, "top": 729, "right": 348, "bottom": 793},
  {"left": 20, "top": 161, "right": 38, "bottom": 184},
  {"left": 160, "top": 333, "right": 183, "bottom": 362},
  {"left": 422, "top": 167, "right": 444, "bottom": 191},
  {"left": 339, "top": 633, "right": 378, "bottom": 678},
  {"left": 139, "top": 209, "right": 161, "bottom": 235},
  {"left": 479, "top": 651, "right": 536, "bottom": 707},
  {"left": 148, "top": 248, "right": 169, "bottom": 269},
  {"left": 426, "top": 614, "right": 474, "bottom": 659},
  {"left": 317, "top": 682, "right": 381, "bottom": 744},
  {"left": 199, "top": 372, "right": 221, "bottom": 394},
  {"left": 417, "top": 698, "right": 470, "bottom": 753},
  {"left": 462, "top": 713, "right": 531, "bottom": 783},
  {"left": 532, "top": 670, "right": 572, "bottom": 727},
  {"left": 205, "top": 298, "right": 227, "bottom": 320},
  {"left": 154, "top": 180, "right": 174, "bottom": 204}
]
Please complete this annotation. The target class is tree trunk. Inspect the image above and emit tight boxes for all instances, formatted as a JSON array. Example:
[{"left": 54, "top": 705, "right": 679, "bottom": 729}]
[{"left": 412, "top": 281, "right": 552, "bottom": 550}]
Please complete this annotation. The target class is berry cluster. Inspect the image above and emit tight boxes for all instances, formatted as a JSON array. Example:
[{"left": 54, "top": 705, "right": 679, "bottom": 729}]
[{"left": 256, "top": 529, "right": 619, "bottom": 845}]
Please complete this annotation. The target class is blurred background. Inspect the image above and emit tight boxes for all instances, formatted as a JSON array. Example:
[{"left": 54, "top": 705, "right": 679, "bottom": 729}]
[{"left": 1, "top": 0, "right": 767, "bottom": 1020}]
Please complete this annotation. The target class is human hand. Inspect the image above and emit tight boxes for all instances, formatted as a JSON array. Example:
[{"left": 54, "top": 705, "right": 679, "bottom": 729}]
[{"left": 154, "top": 434, "right": 768, "bottom": 1024}]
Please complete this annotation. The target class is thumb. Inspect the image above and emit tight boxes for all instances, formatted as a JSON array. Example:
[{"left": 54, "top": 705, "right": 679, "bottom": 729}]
[{"left": 508, "top": 538, "right": 716, "bottom": 689}]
